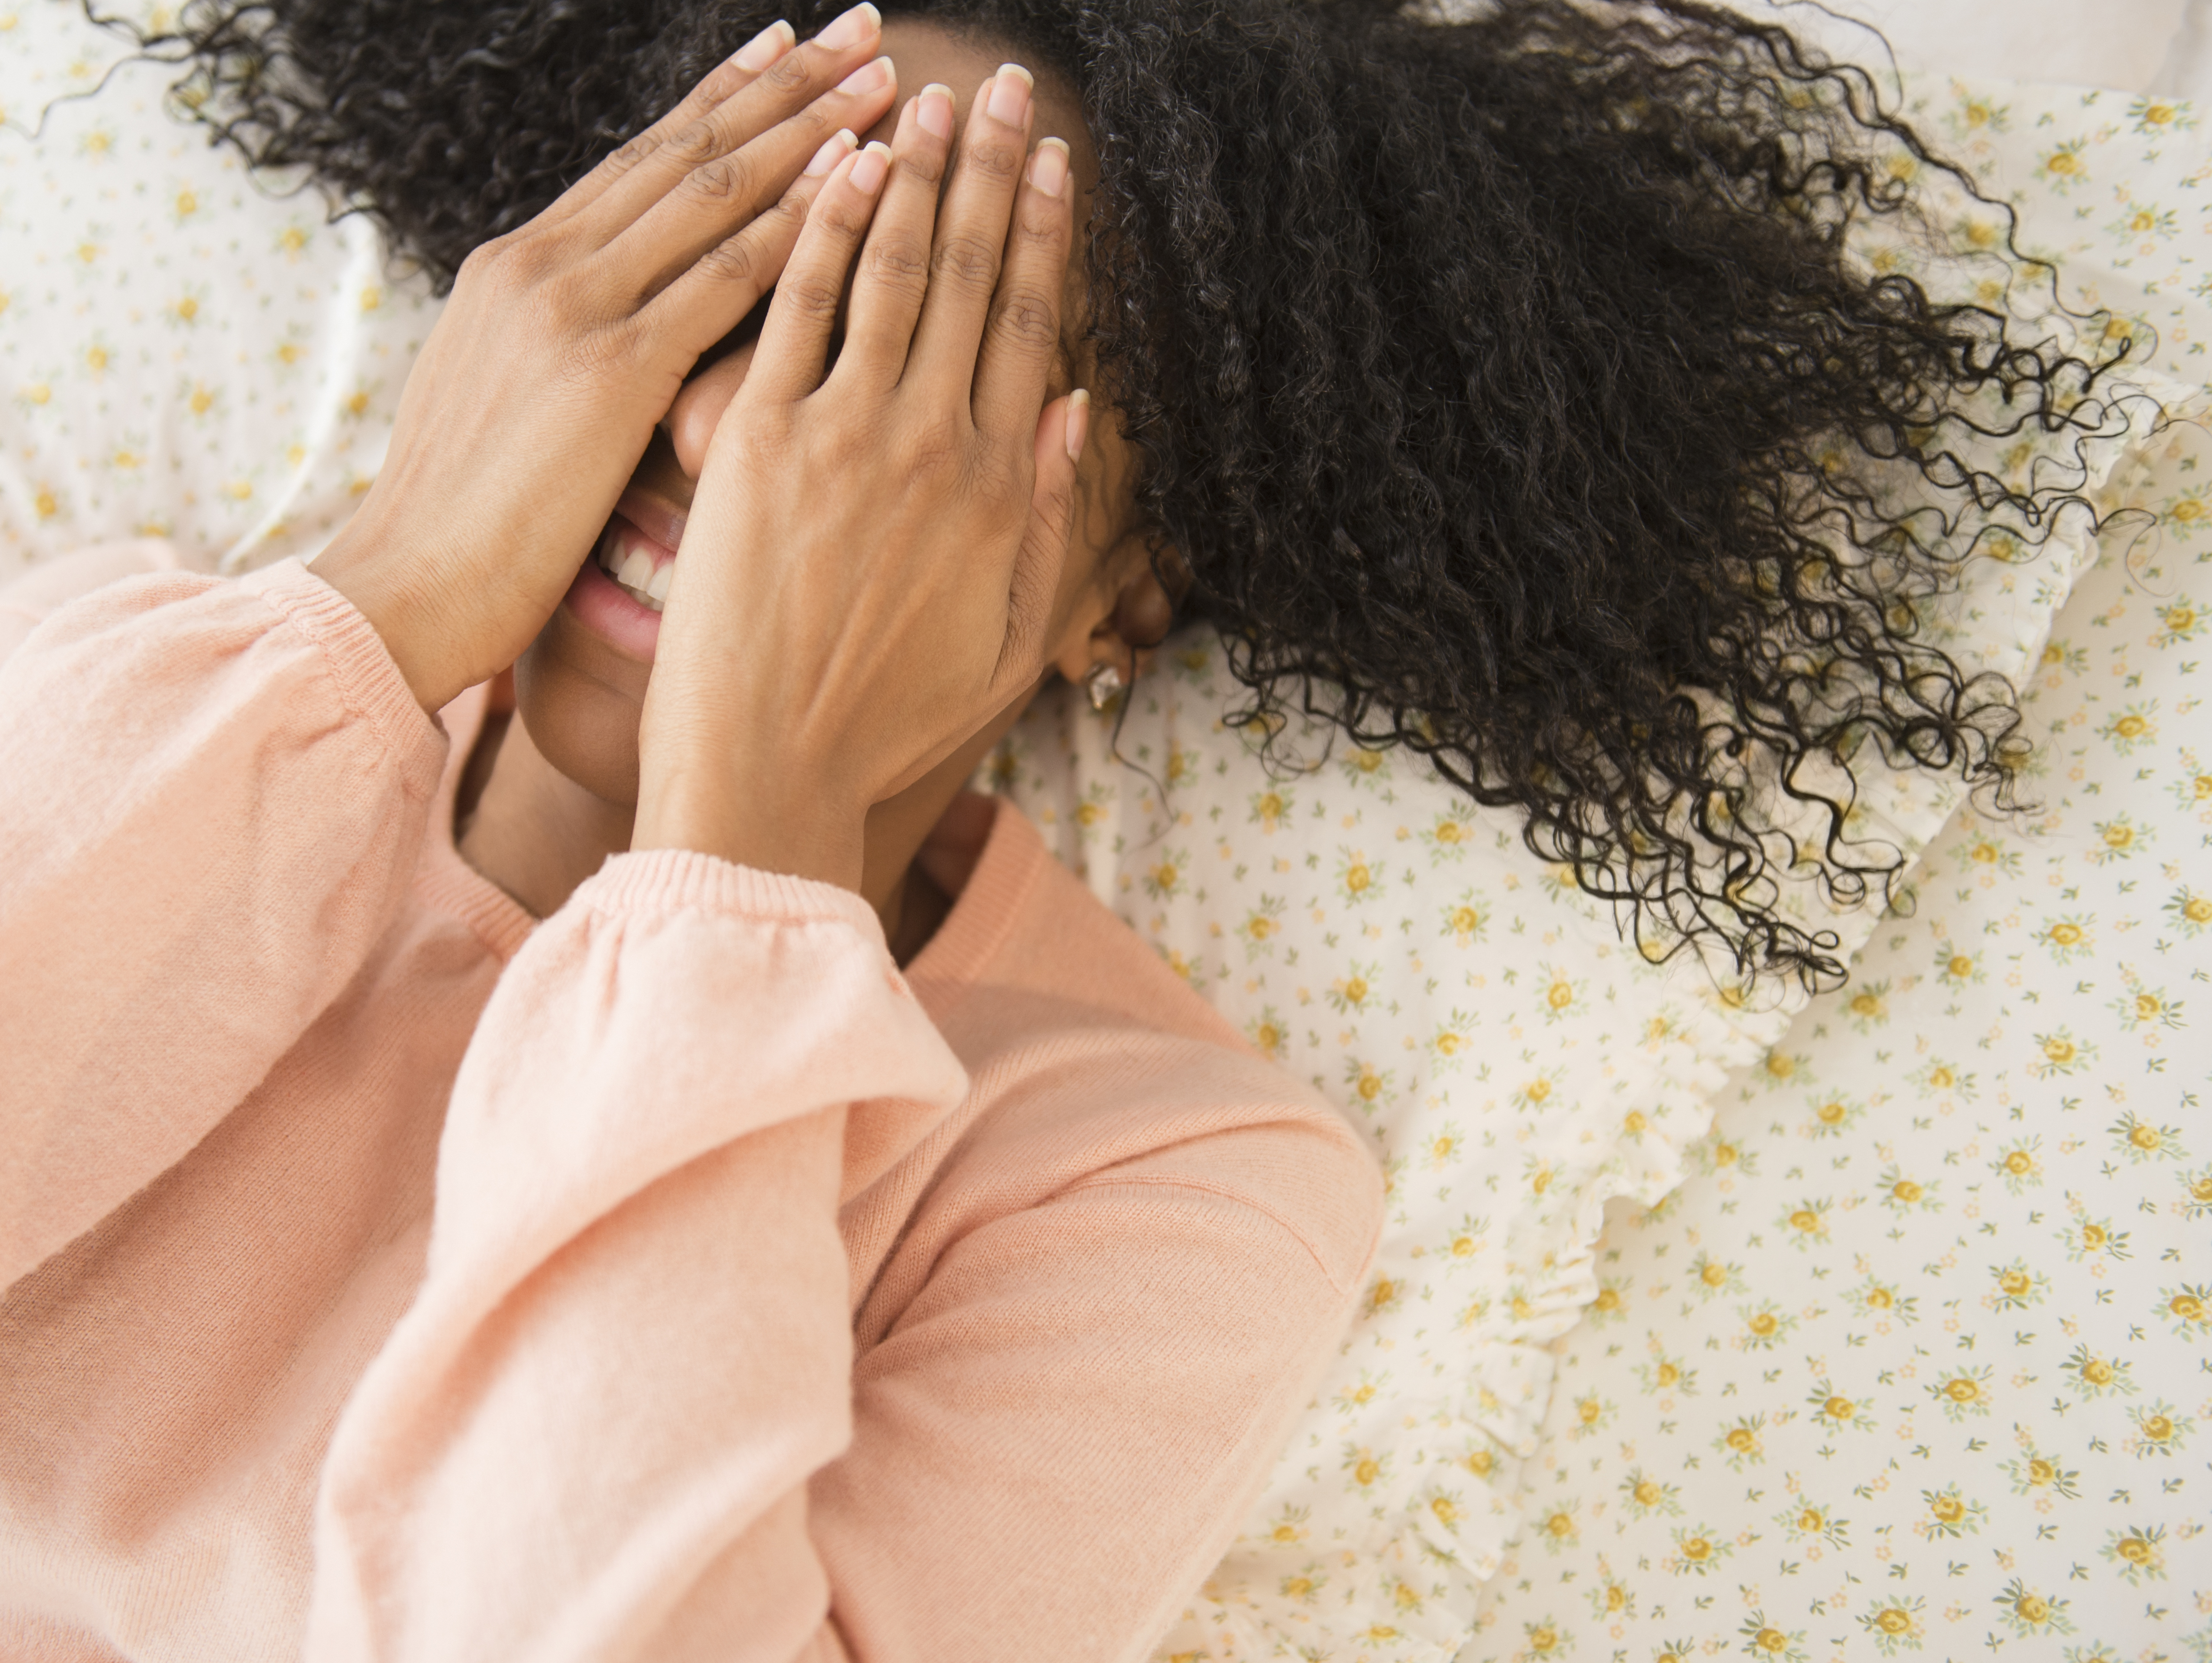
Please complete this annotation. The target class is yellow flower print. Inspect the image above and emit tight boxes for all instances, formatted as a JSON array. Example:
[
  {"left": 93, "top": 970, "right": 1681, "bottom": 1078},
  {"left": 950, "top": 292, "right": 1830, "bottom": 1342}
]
[
  {"left": 1568, "top": 1391, "right": 1616, "bottom": 1438},
  {"left": 1421, "top": 1489, "right": 1465, "bottom": 1534},
  {"left": 1334, "top": 846, "right": 1381, "bottom": 904},
  {"left": 1666, "top": 1524, "right": 1730, "bottom": 1576},
  {"left": 2156, "top": 1281, "right": 2212, "bottom": 1338},
  {"left": 2185, "top": 1166, "right": 2212, "bottom": 1220},
  {"left": 2109, "top": 200, "right": 2179, "bottom": 243},
  {"left": 1713, "top": 1414, "right": 1766, "bottom": 1469},
  {"left": 1856, "top": 1596, "right": 1926, "bottom": 1657},
  {"left": 1246, "top": 785, "right": 1294, "bottom": 832},
  {"left": 1338, "top": 1442, "right": 1392, "bottom": 1493},
  {"left": 1736, "top": 1302, "right": 1796, "bottom": 1351},
  {"left": 1932, "top": 941, "right": 1982, "bottom": 985},
  {"left": 1619, "top": 1468, "right": 1681, "bottom": 1517},
  {"left": 1162, "top": 743, "right": 1200, "bottom": 789},
  {"left": 1587, "top": 1278, "right": 1630, "bottom": 1325},
  {"left": 2061, "top": 1211, "right": 2130, "bottom": 1263},
  {"left": 1990, "top": 1137, "right": 2043, "bottom": 1193},
  {"left": 1846, "top": 1275, "right": 1917, "bottom": 1324},
  {"left": 2032, "top": 139, "right": 2090, "bottom": 190},
  {"left": 1988, "top": 1258, "right": 2047, "bottom": 1310},
  {"left": 2098, "top": 701, "right": 2159, "bottom": 754},
  {"left": 1536, "top": 964, "right": 1584, "bottom": 1024},
  {"left": 2112, "top": 982, "right": 2184, "bottom": 1031},
  {"left": 1685, "top": 1251, "right": 1744, "bottom": 1299},
  {"left": 2109, "top": 1110, "right": 2184, "bottom": 1163},
  {"left": 1696, "top": 1133, "right": 1759, "bottom": 1177},
  {"left": 2085, "top": 812, "right": 2150, "bottom": 864},
  {"left": 2005, "top": 1443, "right": 2080, "bottom": 1499},
  {"left": 2036, "top": 913, "right": 2095, "bottom": 961},
  {"left": 1362, "top": 1274, "right": 1404, "bottom": 1319},
  {"left": 1584, "top": 1571, "right": 1636, "bottom": 1622},
  {"left": 1429, "top": 1010, "right": 1475, "bottom": 1070},
  {"left": 1139, "top": 846, "right": 1189, "bottom": 899},
  {"left": 1325, "top": 960, "right": 1378, "bottom": 1016},
  {"left": 1437, "top": 1211, "right": 1488, "bottom": 1263},
  {"left": 1775, "top": 1498, "right": 1847, "bottom": 1548},
  {"left": 1759, "top": 1047, "right": 1809, "bottom": 1086},
  {"left": 1418, "top": 1120, "right": 1466, "bottom": 1171},
  {"left": 1994, "top": 1580, "right": 2073, "bottom": 1639},
  {"left": 2126, "top": 1399, "right": 2192, "bottom": 1458},
  {"left": 1275, "top": 1568, "right": 1325, "bottom": 1605},
  {"left": 1877, "top": 1165, "right": 1941, "bottom": 1212},
  {"left": 1841, "top": 979, "right": 1890, "bottom": 1031},
  {"left": 1244, "top": 1006, "right": 1288, "bottom": 1060},
  {"left": 1634, "top": 1352, "right": 1693, "bottom": 1396},
  {"left": 2128, "top": 94, "right": 2198, "bottom": 133},
  {"left": 1954, "top": 832, "right": 2022, "bottom": 876},
  {"left": 1341, "top": 1056, "right": 1394, "bottom": 1113},
  {"left": 1458, "top": 1444, "right": 1499, "bottom": 1481},
  {"left": 1926, "top": 1364, "right": 1993, "bottom": 1420},
  {"left": 1417, "top": 812, "right": 1476, "bottom": 865},
  {"left": 2165, "top": 886, "right": 2212, "bottom": 935},
  {"left": 1778, "top": 1197, "right": 1830, "bottom": 1248},
  {"left": 1337, "top": 745, "right": 1389, "bottom": 787},
  {"left": 1908, "top": 1057, "right": 1974, "bottom": 1100},
  {"left": 1534, "top": 1502, "right": 1580, "bottom": 1554},
  {"left": 1520, "top": 1619, "right": 1568, "bottom": 1658},
  {"left": 1806, "top": 1380, "right": 1874, "bottom": 1433},
  {"left": 1262, "top": 1502, "right": 1310, "bottom": 1547},
  {"left": 1512, "top": 1068, "right": 1564, "bottom": 1111},
  {"left": 2101, "top": 1524, "right": 2168, "bottom": 1585},
  {"left": 2029, "top": 1027, "right": 2095, "bottom": 1078},
  {"left": 2158, "top": 486, "right": 2211, "bottom": 541},
  {"left": 1916, "top": 1486, "right": 1985, "bottom": 1539},
  {"left": 1737, "top": 1613, "right": 1807, "bottom": 1663},
  {"left": 1437, "top": 889, "right": 1489, "bottom": 947},
  {"left": 2153, "top": 598, "right": 2205, "bottom": 647},
  {"left": 1068, "top": 781, "right": 1115, "bottom": 828},
  {"left": 1235, "top": 893, "right": 1286, "bottom": 959},
  {"left": 1329, "top": 1369, "right": 1387, "bottom": 1415}
]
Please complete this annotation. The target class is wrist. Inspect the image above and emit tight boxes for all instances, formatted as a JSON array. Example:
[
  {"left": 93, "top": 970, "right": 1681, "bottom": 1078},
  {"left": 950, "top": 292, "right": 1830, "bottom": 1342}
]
[
  {"left": 631, "top": 769, "right": 866, "bottom": 892},
  {"left": 313, "top": 521, "right": 473, "bottom": 713}
]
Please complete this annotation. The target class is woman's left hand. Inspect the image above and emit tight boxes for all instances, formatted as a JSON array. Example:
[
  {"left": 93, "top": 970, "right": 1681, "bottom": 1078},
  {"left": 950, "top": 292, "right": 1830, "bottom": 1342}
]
[{"left": 631, "top": 68, "right": 1084, "bottom": 890}]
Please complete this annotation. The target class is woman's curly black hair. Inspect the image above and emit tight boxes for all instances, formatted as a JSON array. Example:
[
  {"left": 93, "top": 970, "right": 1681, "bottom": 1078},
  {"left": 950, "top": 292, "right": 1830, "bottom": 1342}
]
[{"left": 107, "top": 0, "right": 2140, "bottom": 985}]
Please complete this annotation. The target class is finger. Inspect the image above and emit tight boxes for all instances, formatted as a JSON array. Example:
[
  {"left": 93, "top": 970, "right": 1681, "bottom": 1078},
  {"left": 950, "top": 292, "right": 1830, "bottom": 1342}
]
[
  {"left": 969, "top": 137, "right": 1076, "bottom": 442},
  {"left": 743, "top": 138, "right": 894, "bottom": 404},
  {"left": 904, "top": 65, "right": 1035, "bottom": 400},
  {"left": 998, "top": 389, "right": 1089, "bottom": 688},
  {"left": 638, "top": 126, "right": 852, "bottom": 364},
  {"left": 576, "top": 2, "right": 885, "bottom": 240},
  {"left": 830, "top": 84, "right": 957, "bottom": 391},
  {"left": 612, "top": 53, "right": 899, "bottom": 301},
  {"left": 542, "top": 18, "right": 797, "bottom": 227}
]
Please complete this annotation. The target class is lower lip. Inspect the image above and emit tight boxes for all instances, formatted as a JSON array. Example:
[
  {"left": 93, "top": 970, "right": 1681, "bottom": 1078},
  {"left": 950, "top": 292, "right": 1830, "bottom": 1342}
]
[{"left": 561, "top": 537, "right": 664, "bottom": 662}]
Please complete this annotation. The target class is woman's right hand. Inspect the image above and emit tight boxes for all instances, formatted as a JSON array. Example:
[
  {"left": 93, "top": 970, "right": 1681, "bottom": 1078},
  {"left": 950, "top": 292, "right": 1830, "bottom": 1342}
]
[{"left": 311, "top": 4, "right": 900, "bottom": 714}]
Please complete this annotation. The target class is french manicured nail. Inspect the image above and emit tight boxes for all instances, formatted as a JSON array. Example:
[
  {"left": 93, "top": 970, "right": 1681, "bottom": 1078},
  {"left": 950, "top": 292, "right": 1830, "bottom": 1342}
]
[
  {"left": 1028, "top": 136, "right": 1069, "bottom": 198},
  {"left": 917, "top": 83, "right": 954, "bottom": 140},
  {"left": 849, "top": 140, "right": 891, "bottom": 194},
  {"left": 837, "top": 55, "right": 891, "bottom": 95},
  {"left": 986, "top": 63, "right": 1032, "bottom": 127},
  {"left": 1065, "top": 388, "right": 1090, "bottom": 461},
  {"left": 816, "top": 1, "right": 880, "bottom": 50},
  {"left": 804, "top": 128, "right": 857, "bottom": 176},
  {"left": 731, "top": 19, "right": 794, "bottom": 72}
]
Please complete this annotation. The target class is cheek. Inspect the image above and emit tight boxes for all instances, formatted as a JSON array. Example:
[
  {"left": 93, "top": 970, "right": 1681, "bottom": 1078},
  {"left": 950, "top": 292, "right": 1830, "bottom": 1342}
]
[{"left": 514, "top": 623, "right": 650, "bottom": 806}]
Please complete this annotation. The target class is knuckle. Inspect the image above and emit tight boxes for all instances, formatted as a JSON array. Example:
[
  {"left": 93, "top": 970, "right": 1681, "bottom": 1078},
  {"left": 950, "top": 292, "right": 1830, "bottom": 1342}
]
[
  {"left": 961, "top": 133, "right": 1025, "bottom": 183},
  {"left": 761, "top": 48, "right": 815, "bottom": 94},
  {"left": 785, "top": 271, "right": 847, "bottom": 321},
  {"left": 989, "top": 289, "right": 1059, "bottom": 355},
  {"left": 685, "top": 151, "right": 755, "bottom": 205},
  {"left": 599, "top": 132, "right": 658, "bottom": 180},
  {"left": 694, "top": 235, "right": 759, "bottom": 289},
  {"left": 666, "top": 118, "right": 725, "bottom": 168},
  {"left": 894, "top": 145, "right": 946, "bottom": 190},
  {"left": 863, "top": 233, "right": 930, "bottom": 295},
  {"left": 931, "top": 233, "right": 1001, "bottom": 294}
]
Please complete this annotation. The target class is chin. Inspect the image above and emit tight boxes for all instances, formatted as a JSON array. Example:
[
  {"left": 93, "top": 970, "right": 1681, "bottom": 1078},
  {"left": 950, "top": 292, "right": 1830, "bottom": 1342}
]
[{"left": 512, "top": 622, "right": 648, "bottom": 808}]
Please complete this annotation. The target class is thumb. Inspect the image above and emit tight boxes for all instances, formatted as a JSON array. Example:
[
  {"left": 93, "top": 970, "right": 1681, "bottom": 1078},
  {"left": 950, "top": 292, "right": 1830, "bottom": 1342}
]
[{"left": 997, "top": 388, "right": 1089, "bottom": 686}]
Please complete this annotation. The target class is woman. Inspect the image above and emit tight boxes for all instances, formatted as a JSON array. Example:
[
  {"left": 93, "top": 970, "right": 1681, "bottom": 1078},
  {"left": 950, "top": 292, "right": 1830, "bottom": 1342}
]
[{"left": 0, "top": 1, "right": 2118, "bottom": 1658}]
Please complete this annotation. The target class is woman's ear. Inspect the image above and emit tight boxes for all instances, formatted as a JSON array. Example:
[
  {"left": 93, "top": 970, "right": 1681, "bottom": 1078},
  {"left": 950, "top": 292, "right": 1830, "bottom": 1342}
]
[{"left": 1051, "top": 539, "right": 1179, "bottom": 688}]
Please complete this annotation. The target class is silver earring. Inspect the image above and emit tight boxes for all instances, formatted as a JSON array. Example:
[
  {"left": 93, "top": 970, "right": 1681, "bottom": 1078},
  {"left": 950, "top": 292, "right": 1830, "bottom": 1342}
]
[{"left": 1084, "top": 662, "right": 1125, "bottom": 711}]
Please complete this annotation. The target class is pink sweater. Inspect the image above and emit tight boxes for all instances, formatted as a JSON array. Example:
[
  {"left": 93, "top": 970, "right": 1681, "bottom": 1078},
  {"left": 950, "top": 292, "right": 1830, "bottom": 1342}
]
[{"left": 0, "top": 547, "right": 1384, "bottom": 1663}]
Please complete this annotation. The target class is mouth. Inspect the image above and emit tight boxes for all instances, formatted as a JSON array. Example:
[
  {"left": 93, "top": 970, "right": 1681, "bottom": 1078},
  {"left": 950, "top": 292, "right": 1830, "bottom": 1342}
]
[{"left": 559, "top": 508, "right": 680, "bottom": 663}]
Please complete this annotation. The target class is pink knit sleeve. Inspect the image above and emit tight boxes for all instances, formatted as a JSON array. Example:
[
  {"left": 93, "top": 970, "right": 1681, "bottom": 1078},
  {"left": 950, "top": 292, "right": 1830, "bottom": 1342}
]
[
  {"left": 304, "top": 851, "right": 1375, "bottom": 1663},
  {"left": 0, "top": 556, "right": 448, "bottom": 1292}
]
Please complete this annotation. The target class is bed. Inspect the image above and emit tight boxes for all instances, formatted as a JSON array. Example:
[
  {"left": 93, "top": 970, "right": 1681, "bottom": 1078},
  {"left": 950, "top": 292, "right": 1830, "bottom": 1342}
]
[{"left": 3, "top": 3, "right": 2205, "bottom": 1658}]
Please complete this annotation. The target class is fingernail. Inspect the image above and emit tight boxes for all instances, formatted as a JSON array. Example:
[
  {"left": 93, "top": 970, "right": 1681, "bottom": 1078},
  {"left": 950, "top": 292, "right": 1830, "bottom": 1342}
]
[
  {"left": 1065, "top": 388, "right": 1090, "bottom": 461},
  {"left": 731, "top": 18, "right": 794, "bottom": 72},
  {"left": 986, "top": 63, "right": 1032, "bottom": 127},
  {"left": 917, "top": 83, "right": 954, "bottom": 140},
  {"left": 850, "top": 140, "right": 891, "bottom": 195},
  {"left": 837, "top": 54, "right": 891, "bottom": 95},
  {"left": 1028, "top": 136, "right": 1069, "bottom": 198},
  {"left": 816, "top": 0, "right": 879, "bottom": 50},
  {"left": 804, "top": 127, "right": 857, "bottom": 176}
]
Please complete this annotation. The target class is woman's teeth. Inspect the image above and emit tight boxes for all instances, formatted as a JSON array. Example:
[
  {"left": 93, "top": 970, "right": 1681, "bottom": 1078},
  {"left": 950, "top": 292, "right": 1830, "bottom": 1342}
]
[{"left": 596, "top": 529, "right": 672, "bottom": 612}]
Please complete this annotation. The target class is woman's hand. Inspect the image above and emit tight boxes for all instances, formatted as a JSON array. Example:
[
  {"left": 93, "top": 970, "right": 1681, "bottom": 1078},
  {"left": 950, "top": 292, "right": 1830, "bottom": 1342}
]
[
  {"left": 313, "top": 5, "right": 901, "bottom": 714},
  {"left": 631, "top": 68, "right": 1084, "bottom": 889}
]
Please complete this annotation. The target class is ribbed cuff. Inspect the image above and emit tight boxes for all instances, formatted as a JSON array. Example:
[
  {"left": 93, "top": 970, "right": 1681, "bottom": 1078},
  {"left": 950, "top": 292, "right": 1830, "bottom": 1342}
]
[
  {"left": 581, "top": 846, "right": 889, "bottom": 941},
  {"left": 239, "top": 556, "right": 448, "bottom": 803}
]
